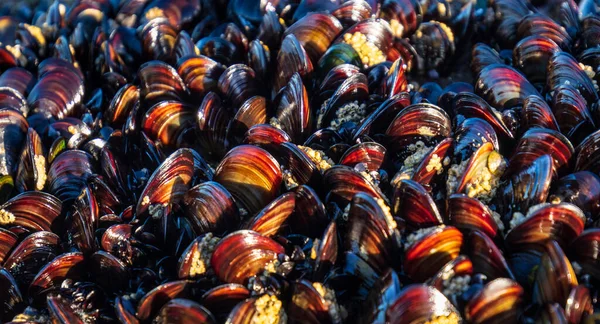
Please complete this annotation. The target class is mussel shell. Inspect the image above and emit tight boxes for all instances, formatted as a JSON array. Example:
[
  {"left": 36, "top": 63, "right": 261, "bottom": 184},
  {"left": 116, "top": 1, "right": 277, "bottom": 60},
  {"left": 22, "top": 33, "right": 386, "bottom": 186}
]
[
  {"left": 183, "top": 181, "right": 239, "bottom": 235},
  {"left": 451, "top": 92, "right": 514, "bottom": 141},
  {"left": 549, "top": 171, "right": 600, "bottom": 221},
  {"left": 379, "top": 58, "right": 408, "bottom": 98},
  {"left": 197, "top": 92, "right": 231, "bottom": 161},
  {"left": 506, "top": 128, "right": 574, "bottom": 177},
  {"left": 468, "top": 230, "right": 515, "bottom": 280},
  {"left": 225, "top": 294, "right": 286, "bottom": 324},
  {"left": 452, "top": 118, "right": 499, "bottom": 162},
  {"left": 345, "top": 192, "right": 401, "bottom": 273},
  {"left": 448, "top": 194, "right": 499, "bottom": 238},
  {"left": 138, "top": 60, "right": 187, "bottom": 106},
  {"left": 313, "top": 221, "right": 338, "bottom": 281},
  {"left": 410, "top": 137, "right": 453, "bottom": 187},
  {"left": 575, "top": 129, "right": 600, "bottom": 174},
  {"left": 136, "top": 280, "right": 196, "bottom": 322},
  {"left": 334, "top": 18, "right": 393, "bottom": 68},
  {"left": 283, "top": 13, "right": 343, "bottom": 65},
  {"left": 564, "top": 285, "right": 593, "bottom": 323},
  {"left": 172, "top": 30, "right": 199, "bottom": 62},
  {"left": 47, "top": 294, "right": 84, "bottom": 324},
  {"left": 317, "top": 43, "right": 361, "bottom": 77},
  {"left": 521, "top": 95, "right": 560, "bottom": 131},
  {"left": 393, "top": 179, "right": 443, "bottom": 229},
  {"left": 47, "top": 150, "right": 96, "bottom": 205},
  {"left": 247, "top": 40, "right": 270, "bottom": 83},
  {"left": 272, "top": 73, "right": 311, "bottom": 143},
  {"left": 0, "top": 87, "right": 28, "bottom": 116},
  {"left": 210, "top": 230, "right": 285, "bottom": 284},
  {"left": 517, "top": 14, "right": 573, "bottom": 51},
  {"left": 551, "top": 84, "right": 595, "bottom": 144},
  {"left": 89, "top": 251, "right": 129, "bottom": 292},
  {"left": 361, "top": 268, "right": 402, "bottom": 323},
  {"left": 493, "top": 0, "right": 532, "bottom": 47},
  {"left": 202, "top": 284, "right": 251, "bottom": 322},
  {"left": 452, "top": 142, "right": 505, "bottom": 198},
  {"left": 353, "top": 93, "right": 411, "bottom": 140},
  {"left": 177, "top": 55, "right": 226, "bottom": 101},
  {"left": 142, "top": 100, "right": 197, "bottom": 148},
  {"left": 547, "top": 52, "right": 599, "bottom": 106},
  {"left": 475, "top": 64, "right": 540, "bottom": 110},
  {"left": 332, "top": 0, "right": 373, "bottom": 28},
  {"left": 154, "top": 298, "right": 217, "bottom": 324},
  {"left": 339, "top": 142, "right": 386, "bottom": 172},
  {"left": 27, "top": 59, "right": 84, "bottom": 119},
  {"left": 228, "top": 95, "right": 268, "bottom": 146},
  {"left": 505, "top": 203, "right": 585, "bottom": 252},
  {"left": 410, "top": 21, "right": 456, "bottom": 72},
  {"left": 287, "top": 280, "right": 342, "bottom": 324},
  {"left": 494, "top": 154, "right": 553, "bottom": 221},
  {"left": 465, "top": 278, "right": 524, "bottom": 323},
  {"left": 317, "top": 73, "right": 369, "bottom": 130},
  {"left": 323, "top": 165, "right": 386, "bottom": 206},
  {"left": 385, "top": 102, "right": 452, "bottom": 157},
  {"left": 379, "top": 0, "right": 424, "bottom": 37},
  {"left": 0, "top": 108, "right": 28, "bottom": 178},
  {"left": 471, "top": 43, "right": 503, "bottom": 77},
  {"left": 568, "top": 229, "right": 600, "bottom": 280},
  {"left": 136, "top": 148, "right": 200, "bottom": 218},
  {"left": 244, "top": 124, "right": 291, "bottom": 148},
  {"left": 533, "top": 240, "right": 578, "bottom": 305},
  {"left": 244, "top": 192, "right": 295, "bottom": 237},
  {"left": 0, "top": 267, "right": 23, "bottom": 321},
  {"left": 0, "top": 228, "right": 17, "bottom": 263},
  {"left": 218, "top": 64, "right": 259, "bottom": 110},
  {"left": 274, "top": 34, "right": 313, "bottom": 93},
  {"left": 513, "top": 36, "right": 560, "bottom": 85},
  {"left": 385, "top": 284, "right": 461, "bottom": 324},
  {"left": 29, "top": 252, "right": 85, "bottom": 300},
  {"left": 68, "top": 184, "right": 98, "bottom": 254},
  {"left": 140, "top": 18, "right": 178, "bottom": 63},
  {"left": 404, "top": 225, "right": 463, "bottom": 282},
  {"left": 428, "top": 255, "right": 474, "bottom": 293},
  {"left": 104, "top": 84, "right": 139, "bottom": 127},
  {"left": 214, "top": 145, "right": 282, "bottom": 215}
]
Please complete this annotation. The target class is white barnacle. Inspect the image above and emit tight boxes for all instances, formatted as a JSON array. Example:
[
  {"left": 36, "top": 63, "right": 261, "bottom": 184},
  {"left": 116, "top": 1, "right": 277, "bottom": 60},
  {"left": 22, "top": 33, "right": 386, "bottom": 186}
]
[
  {"left": 0, "top": 208, "right": 15, "bottom": 225},
  {"left": 188, "top": 233, "right": 221, "bottom": 278},
  {"left": 405, "top": 226, "right": 437, "bottom": 251},
  {"left": 251, "top": 294, "right": 286, "bottom": 324},
  {"left": 33, "top": 155, "right": 47, "bottom": 191}
]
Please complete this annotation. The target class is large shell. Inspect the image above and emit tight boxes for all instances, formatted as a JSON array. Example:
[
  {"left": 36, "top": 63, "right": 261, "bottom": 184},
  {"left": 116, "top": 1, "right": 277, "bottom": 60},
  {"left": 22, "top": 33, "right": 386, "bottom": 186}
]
[
  {"left": 274, "top": 34, "right": 313, "bottom": 93},
  {"left": 345, "top": 192, "right": 401, "bottom": 273},
  {"left": 404, "top": 225, "right": 463, "bottom": 282},
  {"left": 506, "top": 128, "right": 574, "bottom": 177},
  {"left": 475, "top": 64, "right": 539, "bottom": 110},
  {"left": 210, "top": 230, "right": 285, "bottom": 284},
  {"left": 214, "top": 145, "right": 282, "bottom": 214},
  {"left": 393, "top": 179, "right": 443, "bottom": 229},
  {"left": 283, "top": 13, "right": 343, "bottom": 64},
  {"left": 465, "top": 278, "right": 524, "bottom": 323},
  {"left": 386, "top": 284, "right": 461, "bottom": 324},
  {"left": 533, "top": 240, "right": 578, "bottom": 305},
  {"left": 505, "top": 203, "right": 585, "bottom": 252},
  {"left": 136, "top": 148, "right": 201, "bottom": 218},
  {"left": 271, "top": 73, "right": 311, "bottom": 143},
  {"left": 183, "top": 181, "right": 239, "bottom": 235},
  {"left": 47, "top": 150, "right": 95, "bottom": 203},
  {"left": 27, "top": 59, "right": 84, "bottom": 119}
]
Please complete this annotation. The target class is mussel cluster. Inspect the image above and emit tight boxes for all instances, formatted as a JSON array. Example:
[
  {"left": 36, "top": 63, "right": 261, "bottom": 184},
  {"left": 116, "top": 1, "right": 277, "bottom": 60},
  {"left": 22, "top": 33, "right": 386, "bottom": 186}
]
[{"left": 1, "top": 0, "right": 600, "bottom": 322}]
